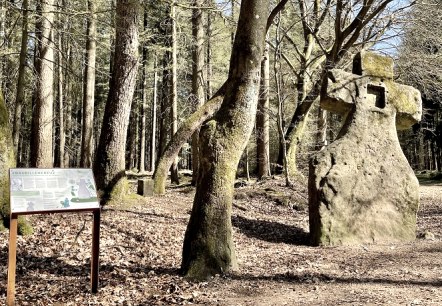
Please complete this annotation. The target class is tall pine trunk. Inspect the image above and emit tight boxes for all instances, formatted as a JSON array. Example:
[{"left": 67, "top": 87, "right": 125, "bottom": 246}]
[
  {"left": 181, "top": 0, "right": 269, "bottom": 280},
  {"left": 31, "top": 0, "right": 55, "bottom": 168},
  {"left": 80, "top": 0, "right": 97, "bottom": 167},
  {"left": 94, "top": 0, "right": 139, "bottom": 194},
  {"left": 256, "top": 41, "right": 270, "bottom": 179},
  {"left": 139, "top": 10, "right": 148, "bottom": 173},
  {"left": 191, "top": 0, "right": 205, "bottom": 185},
  {"left": 170, "top": 2, "right": 179, "bottom": 184},
  {"left": 150, "top": 55, "right": 158, "bottom": 172},
  {"left": 12, "top": 0, "right": 29, "bottom": 156}
]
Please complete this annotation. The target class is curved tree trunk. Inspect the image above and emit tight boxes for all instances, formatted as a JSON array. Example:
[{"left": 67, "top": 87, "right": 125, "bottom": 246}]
[
  {"left": 181, "top": 0, "right": 269, "bottom": 280},
  {"left": 284, "top": 88, "right": 320, "bottom": 175},
  {"left": 153, "top": 85, "right": 225, "bottom": 194},
  {"left": 93, "top": 0, "right": 139, "bottom": 194}
]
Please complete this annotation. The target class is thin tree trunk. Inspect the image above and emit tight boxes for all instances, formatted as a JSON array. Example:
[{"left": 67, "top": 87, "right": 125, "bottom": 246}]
[
  {"left": 316, "top": 108, "right": 327, "bottom": 150},
  {"left": 206, "top": 4, "right": 213, "bottom": 99},
  {"left": 94, "top": 0, "right": 139, "bottom": 194},
  {"left": 56, "top": 8, "right": 65, "bottom": 168},
  {"left": 12, "top": 0, "right": 29, "bottom": 157},
  {"left": 191, "top": 0, "right": 205, "bottom": 185},
  {"left": 170, "top": 2, "right": 180, "bottom": 184},
  {"left": 0, "top": 0, "right": 5, "bottom": 82},
  {"left": 31, "top": 0, "right": 55, "bottom": 168},
  {"left": 274, "top": 28, "right": 291, "bottom": 186},
  {"left": 158, "top": 52, "right": 170, "bottom": 157},
  {"left": 181, "top": 0, "right": 269, "bottom": 280},
  {"left": 80, "top": 0, "right": 97, "bottom": 168},
  {"left": 139, "top": 11, "right": 148, "bottom": 173},
  {"left": 150, "top": 55, "right": 158, "bottom": 172},
  {"left": 256, "top": 41, "right": 270, "bottom": 179}
]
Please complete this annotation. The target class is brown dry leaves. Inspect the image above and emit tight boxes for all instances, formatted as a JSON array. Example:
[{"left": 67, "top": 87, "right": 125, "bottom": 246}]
[{"left": 0, "top": 177, "right": 441, "bottom": 305}]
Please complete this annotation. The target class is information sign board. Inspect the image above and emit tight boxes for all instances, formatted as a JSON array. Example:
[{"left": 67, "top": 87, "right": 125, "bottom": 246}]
[
  {"left": 7, "top": 168, "right": 101, "bottom": 306},
  {"left": 9, "top": 168, "right": 99, "bottom": 213}
]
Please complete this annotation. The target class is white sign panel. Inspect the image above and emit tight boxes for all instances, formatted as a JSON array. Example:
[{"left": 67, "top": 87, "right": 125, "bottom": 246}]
[{"left": 10, "top": 168, "right": 99, "bottom": 213}]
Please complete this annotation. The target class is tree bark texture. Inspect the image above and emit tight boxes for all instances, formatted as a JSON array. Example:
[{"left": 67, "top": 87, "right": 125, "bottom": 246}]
[
  {"left": 139, "top": 12, "right": 148, "bottom": 173},
  {"left": 150, "top": 55, "right": 158, "bottom": 172},
  {"left": 181, "top": 0, "right": 269, "bottom": 280},
  {"left": 256, "top": 42, "right": 270, "bottom": 179},
  {"left": 0, "top": 90, "right": 15, "bottom": 229},
  {"left": 206, "top": 5, "right": 213, "bottom": 99},
  {"left": 12, "top": 0, "right": 29, "bottom": 156},
  {"left": 63, "top": 38, "right": 72, "bottom": 167},
  {"left": 94, "top": 0, "right": 139, "bottom": 193},
  {"left": 191, "top": 0, "right": 205, "bottom": 185},
  {"left": 31, "top": 0, "right": 55, "bottom": 168},
  {"left": 57, "top": 16, "right": 65, "bottom": 168},
  {"left": 158, "top": 52, "right": 171, "bottom": 157},
  {"left": 170, "top": 2, "right": 179, "bottom": 184},
  {"left": 81, "top": 0, "right": 97, "bottom": 168}
]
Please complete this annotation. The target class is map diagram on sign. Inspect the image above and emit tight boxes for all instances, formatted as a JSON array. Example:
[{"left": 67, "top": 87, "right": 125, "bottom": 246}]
[{"left": 10, "top": 168, "right": 100, "bottom": 213}]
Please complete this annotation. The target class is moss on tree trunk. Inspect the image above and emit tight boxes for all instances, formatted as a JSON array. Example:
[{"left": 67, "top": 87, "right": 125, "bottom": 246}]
[
  {"left": 0, "top": 91, "right": 32, "bottom": 234},
  {"left": 181, "top": 0, "right": 269, "bottom": 280}
]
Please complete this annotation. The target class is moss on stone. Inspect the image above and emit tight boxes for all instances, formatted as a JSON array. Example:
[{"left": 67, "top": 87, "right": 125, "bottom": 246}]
[
  {"left": 354, "top": 51, "right": 394, "bottom": 79},
  {"left": 109, "top": 177, "right": 130, "bottom": 202},
  {"left": 18, "top": 216, "right": 33, "bottom": 235}
]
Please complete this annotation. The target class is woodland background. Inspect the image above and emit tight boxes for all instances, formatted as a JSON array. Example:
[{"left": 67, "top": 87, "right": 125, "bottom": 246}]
[{"left": 0, "top": 0, "right": 440, "bottom": 179}]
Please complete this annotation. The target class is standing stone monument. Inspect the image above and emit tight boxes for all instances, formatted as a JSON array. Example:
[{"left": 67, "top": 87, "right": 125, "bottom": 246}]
[{"left": 309, "top": 51, "right": 422, "bottom": 246}]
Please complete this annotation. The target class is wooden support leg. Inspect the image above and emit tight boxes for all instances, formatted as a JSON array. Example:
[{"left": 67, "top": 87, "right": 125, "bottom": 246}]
[
  {"left": 7, "top": 214, "right": 18, "bottom": 306},
  {"left": 91, "top": 209, "right": 100, "bottom": 293}
]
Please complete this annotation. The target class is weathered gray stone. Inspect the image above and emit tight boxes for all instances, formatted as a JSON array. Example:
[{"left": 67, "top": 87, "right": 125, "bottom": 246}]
[
  {"left": 137, "top": 179, "right": 154, "bottom": 197},
  {"left": 309, "top": 51, "right": 422, "bottom": 246}
]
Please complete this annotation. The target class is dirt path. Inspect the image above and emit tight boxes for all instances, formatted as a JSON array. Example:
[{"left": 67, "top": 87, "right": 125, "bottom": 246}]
[{"left": 0, "top": 178, "right": 441, "bottom": 305}]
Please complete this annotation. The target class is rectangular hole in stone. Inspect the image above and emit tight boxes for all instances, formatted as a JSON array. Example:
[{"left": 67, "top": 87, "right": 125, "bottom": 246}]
[{"left": 367, "top": 84, "right": 386, "bottom": 109}]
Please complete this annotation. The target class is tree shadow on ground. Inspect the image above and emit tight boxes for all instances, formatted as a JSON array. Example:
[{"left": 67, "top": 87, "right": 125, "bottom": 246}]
[
  {"left": 0, "top": 246, "right": 179, "bottom": 283},
  {"left": 231, "top": 271, "right": 442, "bottom": 287},
  {"left": 232, "top": 215, "right": 310, "bottom": 245},
  {"left": 103, "top": 207, "right": 181, "bottom": 221}
]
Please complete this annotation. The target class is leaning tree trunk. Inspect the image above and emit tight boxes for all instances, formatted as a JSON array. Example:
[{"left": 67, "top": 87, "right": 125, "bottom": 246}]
[
  {"left": 181, "top": 0, "right": 269, "bottom": 280},
  {"left": 80, "top": 0, "right": 97, "bottom": 168},
  {"left": 31, "top": 0, "right": 55, "bottom": 168},
  {"left": 93, "top": 0, "right": 139, "bottom": 195},
  {"left": 153, "top": 85, "right": 225, "bottom": 195}
]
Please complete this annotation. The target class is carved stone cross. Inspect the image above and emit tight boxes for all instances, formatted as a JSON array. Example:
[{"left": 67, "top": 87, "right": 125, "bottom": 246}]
[{"left": 309, "top": 51, "right": 422, "bottom": 246}]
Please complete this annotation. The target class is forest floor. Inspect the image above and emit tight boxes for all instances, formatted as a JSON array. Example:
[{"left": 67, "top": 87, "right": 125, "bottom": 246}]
[{"left": 1, "top": 174, "right": 441, "bottom": 305}]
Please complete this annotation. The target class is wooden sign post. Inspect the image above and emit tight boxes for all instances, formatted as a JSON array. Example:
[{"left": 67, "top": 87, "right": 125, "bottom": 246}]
[{"left": 6, "top": 168, "right": 101, "bottom": 306}]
